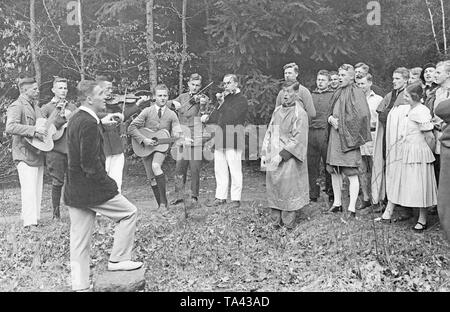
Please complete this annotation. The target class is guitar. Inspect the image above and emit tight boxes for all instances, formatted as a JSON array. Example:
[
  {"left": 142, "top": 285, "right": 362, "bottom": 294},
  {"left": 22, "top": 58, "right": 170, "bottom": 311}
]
[
  {"left": 52, "top": 123, "right": 68, "bottom": 141},
  {"left": 131, "top": 128, "right": 178, "bottom": 157},
  {"left": 25, "top": 118, "right": 57, "bottom": 152},
  {"left": 52, "top": 108, "right": 72, "bottom": 141}
]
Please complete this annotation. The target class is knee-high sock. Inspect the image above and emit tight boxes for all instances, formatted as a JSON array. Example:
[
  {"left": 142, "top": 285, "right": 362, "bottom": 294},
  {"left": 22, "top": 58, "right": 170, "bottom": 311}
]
[
  {"left": 155, "top": 174, "right": 167, "bottom": 205},
  {"left": 348, "top": 175, "right": 359, "bottom": 213},
  {"left": 52, "top": 185, "right": 62, "bottom": 217},
  {"left": 151, "top": 184, "right": 161, "bottom": 206},
  {"left": 331, "top": 173, "right": 343, "bottom": 206}
]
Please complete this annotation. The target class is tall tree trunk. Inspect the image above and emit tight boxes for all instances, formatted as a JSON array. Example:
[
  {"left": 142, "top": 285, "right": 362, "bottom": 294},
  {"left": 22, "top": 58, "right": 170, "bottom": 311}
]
[
  {"left": 178, "top": 0, "right": 187, "bottom": 94},
  {"left": 118, "top": 15, "right": 127, "bottom": 87},
  {"left": 146, "top": 0, "right": 157, "bottom": 90},
  {"left": 425, "top": 0, "right": 441, "bottom": 54},
  {"left": 204, "top": 0, "right": 213, "bottom": 98},
  {"left": 30, "top": 0, "right": 41, "bottom": 88},
  {"left": 441, "top": 0, "right": 447, "bottom": 55},
  {"left": 78, "top": 0, "right": 85, "bottom": 80}
]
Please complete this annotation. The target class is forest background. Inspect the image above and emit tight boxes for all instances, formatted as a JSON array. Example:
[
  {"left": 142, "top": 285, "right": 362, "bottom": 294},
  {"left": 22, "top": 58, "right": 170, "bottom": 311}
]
[{"left": 1, "top": 0, "right": 450, "bottom": 181}]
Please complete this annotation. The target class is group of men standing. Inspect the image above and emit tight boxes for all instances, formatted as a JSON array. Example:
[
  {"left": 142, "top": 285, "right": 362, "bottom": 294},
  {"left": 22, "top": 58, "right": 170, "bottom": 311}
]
[
  {"left": 5, "top": 71, "right": 249, "bottom": 290},
  {"left": 6, "top": 57, "right": 450, "bottom": 290},
  {"left": 262, "top": 60, "right": 449, "bottom": 239},
  {"left": 262, "top": 62, "right": 373, "bottom": 229}
]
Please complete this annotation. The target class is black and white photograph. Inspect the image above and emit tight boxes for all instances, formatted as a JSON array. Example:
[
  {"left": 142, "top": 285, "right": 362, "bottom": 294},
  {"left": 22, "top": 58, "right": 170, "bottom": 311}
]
[{"left": 1, "top": 0, "right": 450, "bottom": 298}]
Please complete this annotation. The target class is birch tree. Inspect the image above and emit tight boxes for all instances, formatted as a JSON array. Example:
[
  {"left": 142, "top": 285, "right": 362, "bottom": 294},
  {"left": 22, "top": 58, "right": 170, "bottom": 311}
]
[
  {"left": 178, "top": 0, "right": 187, "bottom": 94},
  {"left": 30, "top": 0, "right": 41, "bottom": 88},
  {"left": 146, "top": 0, "right": 157, "bottom": 90}
]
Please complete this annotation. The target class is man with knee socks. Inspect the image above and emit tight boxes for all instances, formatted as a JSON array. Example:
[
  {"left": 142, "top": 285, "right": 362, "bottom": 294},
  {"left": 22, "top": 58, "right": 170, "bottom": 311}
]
[
  {"left": 128, "top": 84, "right": 182, "bottom": 211},
  {"left": 326, "top": 64, "right": 371, "bottom": 218}
]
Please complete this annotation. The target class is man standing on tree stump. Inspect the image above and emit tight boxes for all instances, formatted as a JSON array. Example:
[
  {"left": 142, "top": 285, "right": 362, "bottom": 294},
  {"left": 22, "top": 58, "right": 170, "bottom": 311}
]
[{"left": 64, "top": 80, "right": 142, "bottom": 292}]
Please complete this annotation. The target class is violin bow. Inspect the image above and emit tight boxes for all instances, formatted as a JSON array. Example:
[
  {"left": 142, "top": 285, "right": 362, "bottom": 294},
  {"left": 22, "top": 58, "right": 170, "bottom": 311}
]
[
  {"left": 186, "top": 81, "right": 214, "bottom": 111},
  {"left": 121, "top": 87, "right": 128, "bottom": 117}
]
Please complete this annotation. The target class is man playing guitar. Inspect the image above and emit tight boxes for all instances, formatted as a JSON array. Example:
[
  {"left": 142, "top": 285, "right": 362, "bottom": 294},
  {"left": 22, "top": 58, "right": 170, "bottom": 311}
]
[
  {"left": 128, "top": 84, "right": 182, "bottom": 212},
  {"left": 170, "top": 73, "right": 209, "bottom": 206},
  {"left": 5, "top": 77, "right": 47, "bottom": 228},
  {"left": 41, "top": 76, "right": 78, "bottom": 219}
]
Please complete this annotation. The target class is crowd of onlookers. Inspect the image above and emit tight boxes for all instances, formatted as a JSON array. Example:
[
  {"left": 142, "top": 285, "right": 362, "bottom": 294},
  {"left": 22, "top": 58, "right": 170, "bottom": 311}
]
[{"left": 274, "top": 61, "right": 450, "bottom": 240}]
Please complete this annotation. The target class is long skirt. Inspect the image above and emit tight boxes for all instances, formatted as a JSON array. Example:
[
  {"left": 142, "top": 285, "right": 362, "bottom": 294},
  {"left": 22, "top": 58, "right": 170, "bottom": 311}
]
[
  {"left": 266, "top": 157, "right": 309, "bottom": 212},
  {"left": 390, "top": 162, "right": 437, "bottom": 208}
]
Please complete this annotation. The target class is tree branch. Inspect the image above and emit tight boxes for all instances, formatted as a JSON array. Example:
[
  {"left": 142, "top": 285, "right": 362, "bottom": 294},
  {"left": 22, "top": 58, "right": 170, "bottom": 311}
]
[
  {"left": 425, "top": 0, "right": 441, "bottom": 54},
  {"left": 441, "top": 0, "right": 447, "bottom": 55},
  {"left": 42, "top": 0, "right": 82, "bottom": 73}
]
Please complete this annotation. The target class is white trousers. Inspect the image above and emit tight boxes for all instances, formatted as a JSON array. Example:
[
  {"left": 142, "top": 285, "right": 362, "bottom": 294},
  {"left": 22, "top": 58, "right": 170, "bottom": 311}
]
[
  {"left": 214, "top": 148, "right": 243, "bottom": 201},
  {"left": 17, "top": 162, "right": 44, "bottom": 227},
  {"left": 68, "top": 194, "right": 137, "bottom": 291},
  {"left": 105, "top": 153, "right": 125, "bottom": 192}
]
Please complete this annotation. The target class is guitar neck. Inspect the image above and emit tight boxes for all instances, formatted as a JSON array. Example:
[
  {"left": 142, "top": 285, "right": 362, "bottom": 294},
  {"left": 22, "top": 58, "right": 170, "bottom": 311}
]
[{"left": 157, "top": 138, "right": 178, "bottom": 144}]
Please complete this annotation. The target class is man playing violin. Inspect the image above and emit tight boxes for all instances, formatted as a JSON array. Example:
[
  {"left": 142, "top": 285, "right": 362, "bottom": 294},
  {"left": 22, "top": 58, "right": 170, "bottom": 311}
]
[
  {"left": 41, "top": 76, "right": 78, "bottom": 219},
  {"left": 96, "top": 75, "right": 150, "bottom": 193},
  {"left": 128, "top": 84, "right": 182, "bottom": 212},
  {"left": 6, "top": 77, "right": 46, "bottom": 228},
  {"left": 203, "top": 74, "right": 248, "bottom": 208},
  {"left": 170, "top": 73, "right": 209, "bottom": 206}
]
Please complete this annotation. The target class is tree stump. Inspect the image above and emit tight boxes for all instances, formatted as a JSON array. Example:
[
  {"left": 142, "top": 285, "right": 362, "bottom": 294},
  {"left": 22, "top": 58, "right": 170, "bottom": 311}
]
[{"left": 94, "top": 267, "right": 146, "bottom": 292}]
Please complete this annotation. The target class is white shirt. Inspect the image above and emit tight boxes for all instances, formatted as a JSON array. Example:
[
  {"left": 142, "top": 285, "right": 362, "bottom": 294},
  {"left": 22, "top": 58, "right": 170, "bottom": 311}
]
[
  {"left": 154, "top": 104, "right": 167, "bottom": 116},
  {"left": 361, "top": 90, "right": 383, "bottom": 156},
  {"left": 79, "top": 106, "right": 100, "bottom": 124}
]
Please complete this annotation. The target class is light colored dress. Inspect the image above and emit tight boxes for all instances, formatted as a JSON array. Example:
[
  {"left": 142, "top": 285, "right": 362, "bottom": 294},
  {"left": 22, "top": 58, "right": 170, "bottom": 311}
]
[
  {"left": 384, "top": 104, "right": 410, "bottom": 203},
  {"left": 261, "top": 102, "right": 309, "bottom": 211},
  {"left": 390, "top": 104, "right": 437, "bottom": 207}
]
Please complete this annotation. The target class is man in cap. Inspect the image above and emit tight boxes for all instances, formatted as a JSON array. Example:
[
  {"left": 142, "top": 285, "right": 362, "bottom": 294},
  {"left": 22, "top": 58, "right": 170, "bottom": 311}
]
[{"left": 6, "top": 76, "right": 47, "bottom": 227}]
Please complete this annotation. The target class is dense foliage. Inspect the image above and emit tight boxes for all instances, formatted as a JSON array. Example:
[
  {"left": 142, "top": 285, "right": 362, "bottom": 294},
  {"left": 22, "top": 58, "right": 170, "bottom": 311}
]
[{"left": 1, "top": 0, "right": 450, "bottom": 118}]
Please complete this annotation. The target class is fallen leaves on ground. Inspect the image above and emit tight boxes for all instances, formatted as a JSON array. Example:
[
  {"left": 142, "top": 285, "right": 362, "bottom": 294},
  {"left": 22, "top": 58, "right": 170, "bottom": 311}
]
[{"left": 0, "top": 161, "right": 449, "bottom": 291}]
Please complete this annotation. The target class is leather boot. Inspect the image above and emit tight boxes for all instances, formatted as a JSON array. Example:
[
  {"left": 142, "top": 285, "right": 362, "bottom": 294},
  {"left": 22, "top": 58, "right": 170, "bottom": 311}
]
[
  {"left": 155, "top": 173, "right": 168, "bottom": 206},
  {"left": 52, "top": 185, "right": 62, "bottom": 219},
  {"left": 151, "top": 184, "right": 161, "bottom": 206}
]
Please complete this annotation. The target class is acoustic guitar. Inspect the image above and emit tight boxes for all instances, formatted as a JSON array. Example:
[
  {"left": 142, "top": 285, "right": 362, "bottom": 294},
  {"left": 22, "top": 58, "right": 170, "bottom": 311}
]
[
  {"left": 52, "top": 108, "right": 72, "bottom": 141},
  {"left": 131, "top": 128, "right": 178, "bottom": 157},
  {"left": 25, "top": 118, "right": 57, "bottom": 152}
]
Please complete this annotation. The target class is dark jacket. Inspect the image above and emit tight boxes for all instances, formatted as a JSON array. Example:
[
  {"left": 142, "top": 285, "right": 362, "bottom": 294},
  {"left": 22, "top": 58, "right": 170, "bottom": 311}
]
[
  {"left": 329, "top": 84, "right": 371, "bottom": 152},
  {"left": 424, "top": 88, "right": 437, "bottom": 116},
  {"left": 100, "top": 103, "right": 143, "bottom": 156},
  {"left": 207, "top": 92, "right": 248, "bottom": 150},
  {"left": 64, "top": 109, "right": 118, "bottom": 208},
  {"left": 435, "top": 99, "right": 450, "bottom": 148},
  {"left": 310, "top": 88, "right": 334, "bottom": 129}
]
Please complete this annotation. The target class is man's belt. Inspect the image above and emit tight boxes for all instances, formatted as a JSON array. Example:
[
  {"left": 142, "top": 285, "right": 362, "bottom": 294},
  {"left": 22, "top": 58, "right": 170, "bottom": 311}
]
[{"left": 371, "top": 127, "right": 376, "bottom": 132}]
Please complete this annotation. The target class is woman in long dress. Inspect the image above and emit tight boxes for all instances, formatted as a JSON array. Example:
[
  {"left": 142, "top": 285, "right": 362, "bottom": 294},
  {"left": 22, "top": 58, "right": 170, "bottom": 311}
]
[
  {"left": 380, "top": 83, "right": 437, "bottom": 231},
  {"left": 261, "top": 81, "right": 309, "bottom": 229}
]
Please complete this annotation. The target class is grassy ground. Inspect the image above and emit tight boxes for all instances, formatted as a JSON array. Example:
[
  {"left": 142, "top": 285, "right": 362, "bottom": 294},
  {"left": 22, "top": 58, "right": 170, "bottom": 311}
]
[{"left": 0, "top": 160, "right": 449, "bottom": 292}]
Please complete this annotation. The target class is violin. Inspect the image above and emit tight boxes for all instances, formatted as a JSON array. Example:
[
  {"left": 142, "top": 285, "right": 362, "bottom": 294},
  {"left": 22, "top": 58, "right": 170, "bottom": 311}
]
[{"left": 106, "top": 90, "right": 154, "bottom": 106}]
